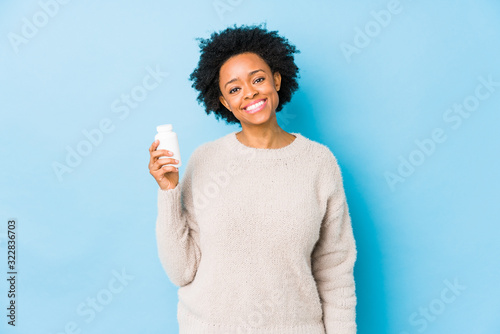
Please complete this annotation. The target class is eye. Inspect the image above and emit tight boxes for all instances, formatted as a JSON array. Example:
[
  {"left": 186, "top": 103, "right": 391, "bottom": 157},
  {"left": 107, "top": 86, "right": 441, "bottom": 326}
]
[
  {"left": 254, "top": 77, "right": 265, "bottom": 84},
  {"left": 229, "top": 87, "right": 240, "bottom": 94}
]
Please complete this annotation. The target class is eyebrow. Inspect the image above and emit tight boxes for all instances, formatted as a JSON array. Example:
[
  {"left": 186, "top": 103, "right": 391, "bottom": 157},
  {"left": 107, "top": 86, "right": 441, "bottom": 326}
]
[{"left": 224, "top": 69, "right": 265, "bottom": 89}]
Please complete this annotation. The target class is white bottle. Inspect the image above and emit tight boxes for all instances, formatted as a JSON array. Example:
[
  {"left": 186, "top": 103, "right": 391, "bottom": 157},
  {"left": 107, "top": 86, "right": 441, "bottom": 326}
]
[{"left": 155, "top": 124, "right": 182, "bottom": 168}]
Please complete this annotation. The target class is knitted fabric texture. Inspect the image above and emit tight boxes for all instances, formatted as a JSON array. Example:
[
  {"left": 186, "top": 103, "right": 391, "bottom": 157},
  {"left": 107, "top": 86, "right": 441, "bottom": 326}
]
[{"left": 156, "top": 131, "right": 357, "bottom": 334}]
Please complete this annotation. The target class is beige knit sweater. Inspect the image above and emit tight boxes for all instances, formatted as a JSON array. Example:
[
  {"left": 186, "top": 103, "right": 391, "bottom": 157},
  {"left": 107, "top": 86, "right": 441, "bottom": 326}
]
[{"left": 156, "top": 131, "right": 357, "bottom": 334}]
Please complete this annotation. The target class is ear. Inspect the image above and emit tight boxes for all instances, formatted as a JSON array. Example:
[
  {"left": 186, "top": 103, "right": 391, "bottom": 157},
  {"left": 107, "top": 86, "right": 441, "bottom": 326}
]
[
  {"left": 273, "top": 71, "right": 282, "bottom": 92},
  {"left": 219, "top": 94, "right": 230, "bottom": 111}
]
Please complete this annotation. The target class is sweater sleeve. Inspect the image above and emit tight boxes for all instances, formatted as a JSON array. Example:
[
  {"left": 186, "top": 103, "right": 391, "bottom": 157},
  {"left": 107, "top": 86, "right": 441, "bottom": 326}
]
[
  {"left": 155, "top": 153, "right": 202, "bottom": 287},
  {"left": 311, "top": 154, "right": 357, "bottom": 334}
]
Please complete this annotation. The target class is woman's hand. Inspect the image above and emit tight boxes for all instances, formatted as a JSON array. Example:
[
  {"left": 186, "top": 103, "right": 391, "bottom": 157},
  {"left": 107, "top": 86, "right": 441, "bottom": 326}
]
[{"left": 149, "top": 140, "right": 179, "bottom": 190}]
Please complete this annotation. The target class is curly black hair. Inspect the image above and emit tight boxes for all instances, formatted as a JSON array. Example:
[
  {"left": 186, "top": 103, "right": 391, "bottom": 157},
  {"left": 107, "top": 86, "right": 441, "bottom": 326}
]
[{"left": 188, "top": 23, "right": 301, "bottom": 125}]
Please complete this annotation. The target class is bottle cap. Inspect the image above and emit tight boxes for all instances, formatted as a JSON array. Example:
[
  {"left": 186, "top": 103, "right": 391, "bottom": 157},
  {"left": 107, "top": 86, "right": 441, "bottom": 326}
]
[{"left": 157, "top": 124, "right": 173, "bottom": 132}]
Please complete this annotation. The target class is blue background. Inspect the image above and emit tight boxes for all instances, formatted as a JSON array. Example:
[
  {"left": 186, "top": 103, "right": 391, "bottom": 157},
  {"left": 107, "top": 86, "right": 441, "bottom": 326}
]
[{"left": 1, "top": 0, "right": 499, "bottom": 333}]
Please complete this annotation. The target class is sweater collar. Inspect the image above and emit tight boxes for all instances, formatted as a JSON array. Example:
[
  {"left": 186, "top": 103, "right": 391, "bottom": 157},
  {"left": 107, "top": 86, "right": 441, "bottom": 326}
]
[{"left": 224, "top": 131, "right": 308, "bottom": 160}]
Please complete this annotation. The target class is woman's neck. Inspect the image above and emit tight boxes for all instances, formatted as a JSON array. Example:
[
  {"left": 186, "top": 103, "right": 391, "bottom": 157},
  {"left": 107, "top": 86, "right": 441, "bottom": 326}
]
[{"left": 236, "top": 128, "right": 296, "bottom": 149}]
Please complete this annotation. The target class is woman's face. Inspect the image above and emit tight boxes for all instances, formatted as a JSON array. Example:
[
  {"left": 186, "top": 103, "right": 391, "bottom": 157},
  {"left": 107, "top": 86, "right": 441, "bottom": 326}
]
[{"left": 218, "top": 52, "right": 281, "bottom": 127}]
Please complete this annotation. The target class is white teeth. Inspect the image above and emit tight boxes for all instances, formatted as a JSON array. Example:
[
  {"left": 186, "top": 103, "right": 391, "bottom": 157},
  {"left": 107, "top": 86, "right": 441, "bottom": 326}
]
[{"left": 246, "top": 100, "right": 264, "bottom": 111}]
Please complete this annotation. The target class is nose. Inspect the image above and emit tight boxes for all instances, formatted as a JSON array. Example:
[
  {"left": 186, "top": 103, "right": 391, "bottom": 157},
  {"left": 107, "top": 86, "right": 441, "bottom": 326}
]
[{"left": 243, "top": 82, "right": 258, "bottom": 99}]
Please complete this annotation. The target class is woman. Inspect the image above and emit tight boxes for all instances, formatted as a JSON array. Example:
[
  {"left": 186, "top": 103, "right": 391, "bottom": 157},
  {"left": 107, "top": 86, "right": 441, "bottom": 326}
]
[{"left": 148, "top": 24, "right": 357, "bottom": 334}]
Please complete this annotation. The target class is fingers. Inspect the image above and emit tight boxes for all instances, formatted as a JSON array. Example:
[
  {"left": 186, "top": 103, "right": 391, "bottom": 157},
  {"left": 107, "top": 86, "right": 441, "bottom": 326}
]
[
  {"left": 149, "top": 141, "right": 173, "bottom": 158},
  {"left": 150, "top": 163, "right": 177, "bottom": 175},
  {"left": 149, "top": 153, "right": 178, "bottom": 174},
  {"left": 153, "top": 158, "right": 178, "bottom": 170},
  {"left": 148, "top": 140, "right": 158, "bottom": 153},
  {"left": 149, "top": 140, "right": 174, "bottom": 170},
  {"left": 161, "top": 165, "right": 178, "bottom": 173},
  {"left": 150, "top": 165, "right": 178, "bottom": 184},
  {"left": 149, "top": 140, "right": 167, "bottom": 155},
  {"left": 151, "top": 150, "right": 172, "bottom": 159},
  {"left": 148, "top": 141, "right": 178, "bottom": 188},
  {"left": 148, "top": 141, "right": 159, "bottom": 168},
  {"left": 155, "top": 156, "right": 175, "bottom": 170}
]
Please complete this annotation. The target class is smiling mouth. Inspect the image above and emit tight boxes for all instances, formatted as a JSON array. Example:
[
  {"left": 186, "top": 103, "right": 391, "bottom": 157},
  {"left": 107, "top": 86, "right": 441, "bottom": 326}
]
[{"left": 243, "top": 99, "right": 267, "bottom": 114}]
